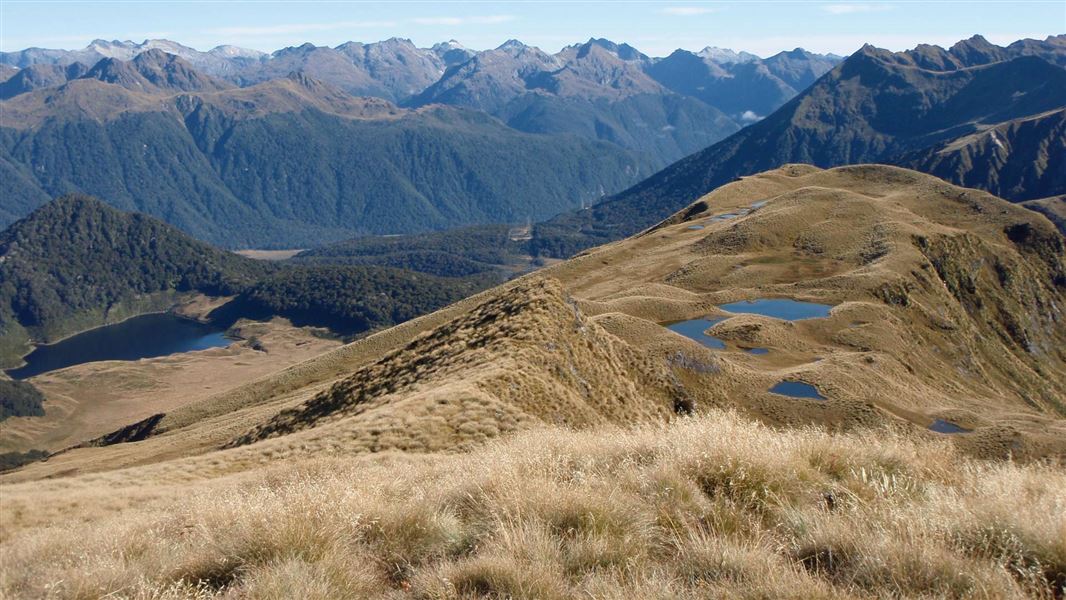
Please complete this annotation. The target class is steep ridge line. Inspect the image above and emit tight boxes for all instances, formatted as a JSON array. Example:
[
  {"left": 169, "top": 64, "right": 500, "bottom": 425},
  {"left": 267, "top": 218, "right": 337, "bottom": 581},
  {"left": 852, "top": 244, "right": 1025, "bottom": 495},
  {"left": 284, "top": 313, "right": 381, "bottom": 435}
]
[
  {"left": 229, "top": 278, "right": 686, "bottom": 448},
  {"left": 3, "top": 164, "right": 1064, "bottom": 489}
]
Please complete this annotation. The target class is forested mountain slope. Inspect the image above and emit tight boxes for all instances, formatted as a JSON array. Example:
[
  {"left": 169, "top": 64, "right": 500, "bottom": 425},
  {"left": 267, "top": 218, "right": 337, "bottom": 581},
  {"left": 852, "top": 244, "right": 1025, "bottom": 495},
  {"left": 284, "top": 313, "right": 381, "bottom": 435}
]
[
  {"left": 0, "top": 197, "right": 507, "bottom": 369},
  {"left": 0, "top": 63, "right": 649, "bottom": 247},
  {"left": 3, "top": 37, "right": 840, "bottom": 170},
  {"left": 0, "top": 195, "right": 268, "bottom": 364}
]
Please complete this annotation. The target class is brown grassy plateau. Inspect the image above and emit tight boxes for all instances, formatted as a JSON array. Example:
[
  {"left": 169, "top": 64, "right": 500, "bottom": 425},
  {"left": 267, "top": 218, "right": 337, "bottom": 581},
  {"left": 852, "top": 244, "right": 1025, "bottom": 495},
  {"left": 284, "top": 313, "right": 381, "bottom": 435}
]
[{"left": 1, "top": 165, "right": 1064, "bottom": 598}]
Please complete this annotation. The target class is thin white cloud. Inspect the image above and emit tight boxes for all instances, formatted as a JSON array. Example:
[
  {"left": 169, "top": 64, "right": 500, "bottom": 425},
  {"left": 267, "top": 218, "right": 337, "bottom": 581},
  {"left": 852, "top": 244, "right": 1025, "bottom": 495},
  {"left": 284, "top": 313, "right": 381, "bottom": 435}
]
[
  {"left": 207, "top": 21, "right": 397, "bottom": 37},
  {"left": 660, "top": 6, "right": 717, "bottom": 16},
  {"left": 0, "top": 33, "right": 174, "bottom": 49},
  {"left": 412, "top": 15, "right": 516, "bottom": 26},
  {"left": 667, "top": 32, "right": 1048, "bottom": 58},
  {"left": 820, "top": 3, "right": 894, "bottom": 15},
  {"left": 10, "top": 34, "right": 108, "bottom": 46}
]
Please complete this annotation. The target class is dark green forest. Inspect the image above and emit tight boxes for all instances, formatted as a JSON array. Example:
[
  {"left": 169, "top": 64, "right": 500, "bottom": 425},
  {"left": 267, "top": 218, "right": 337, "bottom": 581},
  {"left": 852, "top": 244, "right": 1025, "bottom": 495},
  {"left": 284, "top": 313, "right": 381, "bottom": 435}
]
[
  {"left": 1, "top": 104, "right": 649, "bottom": 248},
  {"left": 0, "top": 449, "right": 48, "bottom": 472},
  {"left": 0, "top": 194, "right": 270, "bottom": 359},
  {"left": 0, "top": 379, "right": 45, "bottom": 420},
  {"left": 293, "top": 225, "right": 530, "bottom": 277},
  {"left": 0, "top": 195, "right": 503, "bottom": 369},
  {"left": 218, "top": 265, "right": 496, "bottom": 335}
]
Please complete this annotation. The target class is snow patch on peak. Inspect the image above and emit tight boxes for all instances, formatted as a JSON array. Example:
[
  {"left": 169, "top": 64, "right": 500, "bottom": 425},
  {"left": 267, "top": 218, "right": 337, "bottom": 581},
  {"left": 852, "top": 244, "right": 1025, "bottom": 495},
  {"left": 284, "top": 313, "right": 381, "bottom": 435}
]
[
  {"left": 209, "top": 45, "right": 266, "bottom": 59},
  {"left": 699, "top": 46, "right": 759, "bottom": 64}
]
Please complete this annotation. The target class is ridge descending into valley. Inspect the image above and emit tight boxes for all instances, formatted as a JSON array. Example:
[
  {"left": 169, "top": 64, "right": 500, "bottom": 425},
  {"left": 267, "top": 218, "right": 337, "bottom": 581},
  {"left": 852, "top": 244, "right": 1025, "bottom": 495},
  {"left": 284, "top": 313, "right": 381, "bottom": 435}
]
[
  {"left": 1, "top": 165, "right": 1064, "bottom": 599},
  {"left": 530, "top": 35, "right": 1066, "bottom": 256},
  {"left": 5, "top": 166, "right": 1064, "bottom": 472}
]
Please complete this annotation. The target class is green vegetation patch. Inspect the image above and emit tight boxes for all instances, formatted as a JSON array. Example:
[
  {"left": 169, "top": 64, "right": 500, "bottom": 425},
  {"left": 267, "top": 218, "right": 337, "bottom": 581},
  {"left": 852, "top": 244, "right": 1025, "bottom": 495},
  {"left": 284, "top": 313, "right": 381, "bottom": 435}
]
[{"left": 0, "top": 379, "right": 45, "bottom": 420}]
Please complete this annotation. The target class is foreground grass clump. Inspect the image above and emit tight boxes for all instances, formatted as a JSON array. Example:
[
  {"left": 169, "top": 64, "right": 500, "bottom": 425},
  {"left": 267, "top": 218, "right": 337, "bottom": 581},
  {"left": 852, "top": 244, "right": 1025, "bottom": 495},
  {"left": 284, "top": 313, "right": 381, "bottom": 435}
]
[{"left": 2, "top": 411, "right": 1064, "bottom": 599}]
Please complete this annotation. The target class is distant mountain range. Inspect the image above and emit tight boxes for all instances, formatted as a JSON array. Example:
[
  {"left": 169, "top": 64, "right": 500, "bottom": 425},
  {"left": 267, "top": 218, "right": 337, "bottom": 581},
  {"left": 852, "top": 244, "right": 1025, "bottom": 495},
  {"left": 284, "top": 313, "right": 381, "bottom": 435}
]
[
  {"left": 530, "top": 35, "right": 1066, "bottom": 256},
  {"left": 3, "top": 35, "right": 1063, "bottom": 253},
  {"left": 0, "top": 37, "right": 842, "bottom": 247},
  {"left": 0, "top": 50, "right": 651, "bottom": 246},
  {"left": 409, "top": 38, "right": 746, "bottom": 165},
  {"left": 1, "top": 37, "right": 841, "bottom": 167}
]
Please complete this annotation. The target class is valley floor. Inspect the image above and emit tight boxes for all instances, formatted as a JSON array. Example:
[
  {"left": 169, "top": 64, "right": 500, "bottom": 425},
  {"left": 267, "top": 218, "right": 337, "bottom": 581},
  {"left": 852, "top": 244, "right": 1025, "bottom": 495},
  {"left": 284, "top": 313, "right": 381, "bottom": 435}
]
[{"left": 233, "top": 249, "right": 307, "bottom": 261}]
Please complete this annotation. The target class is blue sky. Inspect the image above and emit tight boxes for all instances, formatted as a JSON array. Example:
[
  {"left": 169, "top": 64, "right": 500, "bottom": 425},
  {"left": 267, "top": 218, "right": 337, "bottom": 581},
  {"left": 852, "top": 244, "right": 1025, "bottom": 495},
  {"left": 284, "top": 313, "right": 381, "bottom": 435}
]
[{"left": 2, "top": 1, "right": 1063, "bottom": 58}]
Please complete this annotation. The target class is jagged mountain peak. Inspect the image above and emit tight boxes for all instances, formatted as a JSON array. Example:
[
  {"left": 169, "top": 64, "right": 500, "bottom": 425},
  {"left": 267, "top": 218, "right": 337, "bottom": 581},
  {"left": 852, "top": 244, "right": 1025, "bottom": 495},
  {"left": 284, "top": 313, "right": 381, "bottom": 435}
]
[
  {"left": 208, "top": 44, "right": 266, "bottom": 59},
  {"left": 240, "top": 39, "right": 446, "bottom": 102},
  {"left": 948, "top": 34, "right": 1006, "bottom": 65},
  {"left": 698, "top": 46, "right": 760, "bottom": 64},
  {"left": 647, "top": 42, "right": 839, "bottom": 118},
  {"left": 572, "top": 38, "right": 649, "bottom": 62},
  {"left": 846, "top": 35, "right": 1062, "bottom": 73},
  {"left": 284, "top": 69, "right": 325, "bottom": 88},
  {"left": 496, "top": 39, "right": 531, "bottom": 52},
  {"left": 855, "top": 42, "right": 885, "bottom": 56},
  {"left": 81, "top": 49, "right": 231, "bottom": 93},
  {"left": 378, "top": 36, "right": 416, "bottom": 46},
  {"left": 546, "top": 41, "right": 664, "bottom": 99},
  {"left": 131, "top": 47, "right": 182, "bottom": 65},
  {"left": 272, "top": 42, "right": 320, "bottom": 58},
  {"left": 952, "top": 33, "right": 995, "bottom": 49},
  {"left": 86, "top": 38, "right": 136, "bottom": 51},
  {"left": 139, "top": 39, "right": 200, "bottom": 54},
  {"left": 773, "top": 47, "right": 813, "bottom": 59},
  {"left": 430, "top": 39, "right": 475, "bottom": 68}
]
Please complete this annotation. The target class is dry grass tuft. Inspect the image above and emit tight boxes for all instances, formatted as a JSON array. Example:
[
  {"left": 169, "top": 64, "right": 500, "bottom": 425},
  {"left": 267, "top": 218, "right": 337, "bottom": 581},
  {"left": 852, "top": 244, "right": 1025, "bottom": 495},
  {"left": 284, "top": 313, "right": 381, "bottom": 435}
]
[{"left": 2, "top": 410, "right": 1064, "bottom": 599}]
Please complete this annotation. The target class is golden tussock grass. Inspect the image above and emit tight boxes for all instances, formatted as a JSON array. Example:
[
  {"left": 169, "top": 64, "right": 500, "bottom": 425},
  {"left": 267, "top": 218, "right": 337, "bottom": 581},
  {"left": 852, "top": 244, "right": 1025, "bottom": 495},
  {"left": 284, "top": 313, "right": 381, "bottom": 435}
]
[{"left": 2, "top": 410, "right": 1063, "bottom": 599}]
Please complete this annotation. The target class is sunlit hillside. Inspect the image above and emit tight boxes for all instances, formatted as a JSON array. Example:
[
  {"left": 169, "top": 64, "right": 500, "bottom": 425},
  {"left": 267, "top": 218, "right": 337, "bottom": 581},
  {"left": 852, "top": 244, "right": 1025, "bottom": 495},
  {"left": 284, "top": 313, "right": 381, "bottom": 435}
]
[{"left": 2, "top": 164, "right": 1064, "bottom": 597}]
